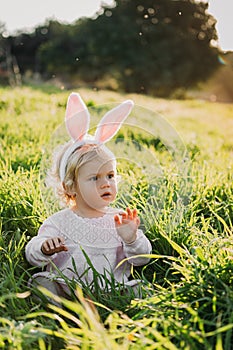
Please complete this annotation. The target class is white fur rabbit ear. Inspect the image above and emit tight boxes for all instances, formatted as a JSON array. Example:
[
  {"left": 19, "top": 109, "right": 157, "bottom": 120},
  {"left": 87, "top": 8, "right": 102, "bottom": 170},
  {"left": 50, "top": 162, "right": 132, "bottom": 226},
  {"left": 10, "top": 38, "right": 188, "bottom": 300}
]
[
  {"left": 65, "top": 92, "right": 90, "bottom": 141},
  {"left": 94, "top": 100, "right": 134, "bottom": 143}
]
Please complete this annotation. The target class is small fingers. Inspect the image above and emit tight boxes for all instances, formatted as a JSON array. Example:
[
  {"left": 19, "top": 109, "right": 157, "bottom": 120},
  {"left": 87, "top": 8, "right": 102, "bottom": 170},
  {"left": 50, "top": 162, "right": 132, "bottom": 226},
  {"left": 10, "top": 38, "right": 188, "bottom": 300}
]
[
  {"left": 53, "top": 237, "right": 62, "bottom": 249},
  {"left": 114, "top": 214, "right": 121, "bottom": 225},
  {"left": 126, "top": 207, "right": 133, "bottom": 219},
  {"left": 115, "top": 209, "right": 139, "bottom": 225},
  {"left": 42, "top": 237, "right": 68, "bottom": 255},
  {"left": 58, "top": 237, "right": 68, "bottom": 251},
  {"left": 42, "top": 241, "right": 49, "bottom": 253},
  {"left": 126, "top": 208, "right": 138, "bottom": 220},
  {"left": 42, "top": 239, "right": 54, "bottom": 253},
  {"left": 58, "top": 236, "right": 65, "bottom": 245}
]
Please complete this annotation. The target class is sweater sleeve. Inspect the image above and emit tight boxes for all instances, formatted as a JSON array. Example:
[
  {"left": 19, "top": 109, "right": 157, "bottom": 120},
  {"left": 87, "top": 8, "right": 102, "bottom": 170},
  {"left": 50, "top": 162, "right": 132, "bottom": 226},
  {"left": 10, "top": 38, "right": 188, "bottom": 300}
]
[
  {"left": 25, "top": 223, "right": 60, "bottom": 267},
  {"left": 122, "top": 229, "right": 152, "bottom": 266}
]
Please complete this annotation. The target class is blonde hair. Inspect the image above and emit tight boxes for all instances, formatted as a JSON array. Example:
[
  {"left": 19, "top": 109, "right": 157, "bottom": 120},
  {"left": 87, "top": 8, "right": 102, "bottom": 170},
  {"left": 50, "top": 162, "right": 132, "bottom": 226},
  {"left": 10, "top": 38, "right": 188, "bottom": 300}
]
[{"left": 46, "top": 141, "right": 116, "bottom": 206}]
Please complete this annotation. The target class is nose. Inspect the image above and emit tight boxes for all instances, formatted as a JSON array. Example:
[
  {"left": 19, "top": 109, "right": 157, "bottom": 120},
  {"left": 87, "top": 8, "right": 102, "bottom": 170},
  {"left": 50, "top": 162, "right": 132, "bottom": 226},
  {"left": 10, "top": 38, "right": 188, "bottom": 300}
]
[{"left": 100, "top": 177, "right": 110, "bottom": 188}]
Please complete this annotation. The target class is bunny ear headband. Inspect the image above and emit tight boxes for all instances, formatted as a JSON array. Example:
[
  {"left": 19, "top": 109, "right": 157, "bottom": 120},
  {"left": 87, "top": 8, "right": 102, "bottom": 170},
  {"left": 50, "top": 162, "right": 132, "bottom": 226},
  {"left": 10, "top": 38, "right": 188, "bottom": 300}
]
[{"left": 59, "top": 92, "right": 134, "bottom": 182}]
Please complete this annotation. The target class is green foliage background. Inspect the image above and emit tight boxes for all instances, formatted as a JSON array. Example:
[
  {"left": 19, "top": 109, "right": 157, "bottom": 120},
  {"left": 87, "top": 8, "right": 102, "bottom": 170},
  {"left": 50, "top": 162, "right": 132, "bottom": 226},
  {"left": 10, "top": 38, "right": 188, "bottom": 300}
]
[{"left": 0, "top": 86, "right": 232, "bottom": 348}]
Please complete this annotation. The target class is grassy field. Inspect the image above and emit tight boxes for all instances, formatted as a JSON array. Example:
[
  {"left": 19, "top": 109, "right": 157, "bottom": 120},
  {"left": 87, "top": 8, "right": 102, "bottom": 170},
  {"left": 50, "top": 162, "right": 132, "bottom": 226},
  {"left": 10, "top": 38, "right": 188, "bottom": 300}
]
[{"left": 0, "top": 85, "right": 233, "bottom": 349}]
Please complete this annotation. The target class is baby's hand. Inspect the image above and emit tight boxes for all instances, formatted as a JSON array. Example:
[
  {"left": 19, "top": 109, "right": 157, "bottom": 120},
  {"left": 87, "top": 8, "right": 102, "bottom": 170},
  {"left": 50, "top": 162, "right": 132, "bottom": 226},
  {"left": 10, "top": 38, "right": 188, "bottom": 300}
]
[
  {"left": 114, "top": 208, "right": 140, "bottom": 244},
  {"left": 41, "top": 236, "right": 68, "bottom": 256}
]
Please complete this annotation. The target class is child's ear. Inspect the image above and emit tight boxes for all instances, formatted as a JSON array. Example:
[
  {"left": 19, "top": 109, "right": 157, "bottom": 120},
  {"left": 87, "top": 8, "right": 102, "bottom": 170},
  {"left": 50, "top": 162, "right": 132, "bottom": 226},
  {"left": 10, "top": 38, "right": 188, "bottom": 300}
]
[
  {"left": 69, "top": 193, "right": 77, "bottom": 201},
  {"left": 63, "top": 182, "right": 77, "bottom": 200}
]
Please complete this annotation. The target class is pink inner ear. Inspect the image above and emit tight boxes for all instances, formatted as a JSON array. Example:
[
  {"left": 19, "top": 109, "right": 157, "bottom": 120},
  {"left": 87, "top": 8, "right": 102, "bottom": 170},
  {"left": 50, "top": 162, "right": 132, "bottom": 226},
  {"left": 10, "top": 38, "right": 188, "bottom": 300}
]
[
  {"left": 65, "top": 93, "right": 90, "bottom": 141},
  {"left": 66, "top": 93, "right": 86, "bottom": 118},
  {"left": 95, "top": 122, "right": 120, "bottom": 143},
  {"left": 95, "top": 100, "right": 134, "bottom": 143}
]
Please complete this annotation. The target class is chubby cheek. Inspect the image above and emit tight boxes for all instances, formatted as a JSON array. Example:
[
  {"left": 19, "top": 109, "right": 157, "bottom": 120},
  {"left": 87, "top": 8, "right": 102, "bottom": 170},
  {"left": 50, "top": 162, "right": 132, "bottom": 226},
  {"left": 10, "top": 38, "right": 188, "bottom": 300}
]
[
  {"left": 86, "top": 184, "right": 99, "bottom": 199},
  {"left": 77, "top": 182, "right": 96, "bottom": 201},
  {"left": 111, "top": 182, "right": 118, "bottom": 199}
]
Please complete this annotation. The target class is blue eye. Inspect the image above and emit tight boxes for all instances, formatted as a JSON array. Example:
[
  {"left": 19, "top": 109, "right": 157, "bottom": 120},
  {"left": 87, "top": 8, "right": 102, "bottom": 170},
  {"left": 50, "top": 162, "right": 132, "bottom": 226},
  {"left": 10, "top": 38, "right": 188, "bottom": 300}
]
[{"left": 90, "top": 176, "right": 98, "bottom": 181}]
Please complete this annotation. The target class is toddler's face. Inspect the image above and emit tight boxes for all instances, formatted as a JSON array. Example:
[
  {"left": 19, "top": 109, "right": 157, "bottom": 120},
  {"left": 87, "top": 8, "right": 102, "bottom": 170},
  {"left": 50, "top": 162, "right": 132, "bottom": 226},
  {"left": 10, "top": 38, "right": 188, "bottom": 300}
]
[{"left": 75, "top": 156, "right": 117, "bottom": 214}]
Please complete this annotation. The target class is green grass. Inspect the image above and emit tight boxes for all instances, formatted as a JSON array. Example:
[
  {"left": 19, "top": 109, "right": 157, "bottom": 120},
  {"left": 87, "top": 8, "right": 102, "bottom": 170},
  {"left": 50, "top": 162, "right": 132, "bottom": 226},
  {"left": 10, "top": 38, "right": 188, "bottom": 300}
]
[{"left": 0, "top": 85, "right": 232, "bottom": 349}]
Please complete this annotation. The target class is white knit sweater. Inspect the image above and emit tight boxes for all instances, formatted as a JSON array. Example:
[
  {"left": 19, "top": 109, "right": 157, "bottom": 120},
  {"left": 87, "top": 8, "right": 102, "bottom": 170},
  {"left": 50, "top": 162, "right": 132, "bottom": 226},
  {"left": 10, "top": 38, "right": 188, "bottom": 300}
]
[{"left": 25, "top": 208, "right": 152, "bottom": 288}]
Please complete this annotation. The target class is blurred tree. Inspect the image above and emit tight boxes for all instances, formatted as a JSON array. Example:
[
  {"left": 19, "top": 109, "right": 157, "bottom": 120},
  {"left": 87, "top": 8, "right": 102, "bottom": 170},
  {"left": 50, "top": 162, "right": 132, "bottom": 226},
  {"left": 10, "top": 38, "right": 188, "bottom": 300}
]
[
  {"left": 0, "top": 22, "right": 22, "bottom": 86},
  {"left": 3, "top": 0, "right": 220, "bottom": 95},
  {"left": 9, "top": 25, "right": 50, "bottom": 74},
  {"left": 38, "top": 21, "right": 76, "bottom": 78},
  {"left": 0, "top": 22, "right": 6, "bottom": 67},
  {"left": 37, "top": 17, "right": 113, "bottom": 83},
  {"left": 86, "top": 0, "right": 220, "bottom": 95}
]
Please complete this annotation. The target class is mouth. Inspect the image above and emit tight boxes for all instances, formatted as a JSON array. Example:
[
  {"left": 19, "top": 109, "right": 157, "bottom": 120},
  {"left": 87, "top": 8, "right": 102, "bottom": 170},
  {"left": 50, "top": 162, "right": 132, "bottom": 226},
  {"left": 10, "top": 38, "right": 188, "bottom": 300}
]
[{"left": 101, "top": 192, "right": 112, "bottom": 200}]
